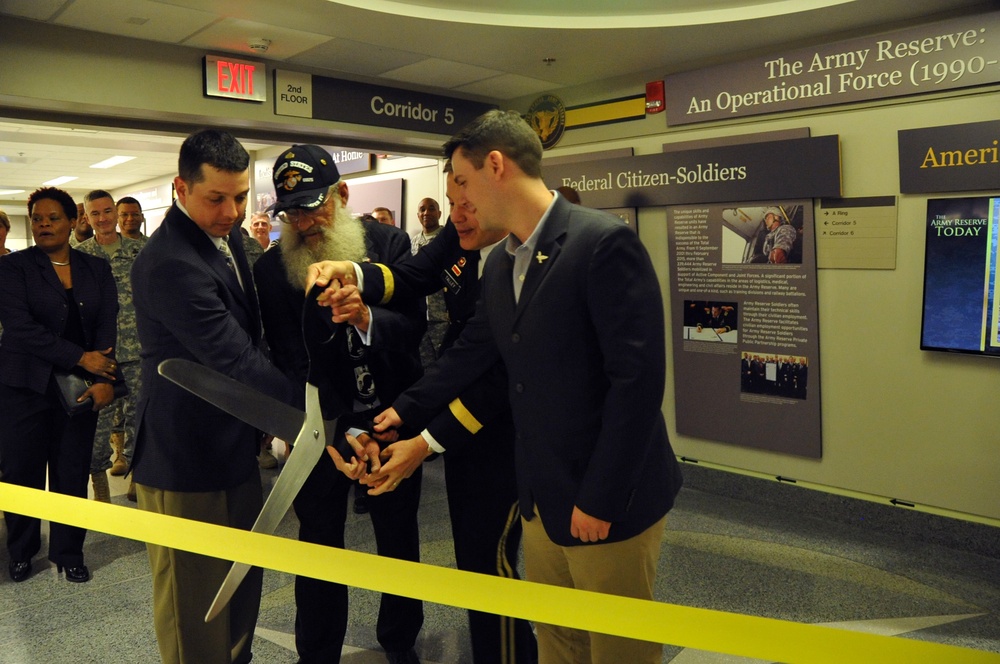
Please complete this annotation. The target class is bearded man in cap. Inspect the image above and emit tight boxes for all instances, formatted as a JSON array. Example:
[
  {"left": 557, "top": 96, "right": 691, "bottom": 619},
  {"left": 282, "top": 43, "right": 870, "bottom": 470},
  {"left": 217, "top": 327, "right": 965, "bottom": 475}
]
[{"left": 252, "top": 145, "right": 426, "bottom": 664}]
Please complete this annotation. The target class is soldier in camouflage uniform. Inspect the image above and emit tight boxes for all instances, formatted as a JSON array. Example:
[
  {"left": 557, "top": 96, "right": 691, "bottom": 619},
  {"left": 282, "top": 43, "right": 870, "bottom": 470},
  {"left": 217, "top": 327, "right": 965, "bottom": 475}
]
[
  {"left": 77, "top": 190, "right": 144, "bottom": 501},
  {"left": 411, "top": 197, "right": 448, "bottom": 368},
  {"left": 116, "top": 196, "right": 149, "bottom": 244}
]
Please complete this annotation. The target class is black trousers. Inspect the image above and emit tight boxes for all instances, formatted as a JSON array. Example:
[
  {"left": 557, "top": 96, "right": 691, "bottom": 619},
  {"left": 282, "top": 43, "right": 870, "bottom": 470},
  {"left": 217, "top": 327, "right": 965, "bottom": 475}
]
[
  {"left": 292, "top": 452, "right": 424, "bottom": 663},
  {"left": 444, "top": 418, "right": 538, "bottom": 664},
  {"left": 0, "top": 381, "right": 97, "bottom": 567}
]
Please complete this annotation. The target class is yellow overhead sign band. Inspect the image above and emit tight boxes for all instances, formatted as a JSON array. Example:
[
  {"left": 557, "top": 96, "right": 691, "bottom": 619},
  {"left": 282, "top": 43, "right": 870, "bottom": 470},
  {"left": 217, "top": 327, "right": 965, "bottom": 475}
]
[
  {"left": 1, "top": 483, "right": 996, "bottom": 664},
  {"left": 566, "top": 96, "right": 646, "bottom": 129}
]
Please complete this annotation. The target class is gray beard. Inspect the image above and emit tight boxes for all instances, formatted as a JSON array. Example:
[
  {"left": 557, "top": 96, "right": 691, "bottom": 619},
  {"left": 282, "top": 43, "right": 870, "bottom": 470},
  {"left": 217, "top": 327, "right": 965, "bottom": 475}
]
[{"left": 279, "top": 205, "right": 367, "bottom": 289}]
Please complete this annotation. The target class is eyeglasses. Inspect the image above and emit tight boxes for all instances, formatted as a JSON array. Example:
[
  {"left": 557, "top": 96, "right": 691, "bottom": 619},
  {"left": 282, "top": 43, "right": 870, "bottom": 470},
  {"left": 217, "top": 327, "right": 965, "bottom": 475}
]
[{"left": 277, "top": 207, "right": 324, "bottom": 224}]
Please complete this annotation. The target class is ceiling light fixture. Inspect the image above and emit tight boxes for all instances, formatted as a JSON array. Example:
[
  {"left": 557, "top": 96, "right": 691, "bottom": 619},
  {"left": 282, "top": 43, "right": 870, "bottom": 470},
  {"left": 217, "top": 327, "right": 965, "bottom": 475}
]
[
  {"left": 0, "top": 189, "right": 25, "bottom": 196},
  {"left": 90, "top": 155, "right": 136, "bottom": 169},
  {"left": 42, "top": 176, "right": 78, "bottom": 186}
]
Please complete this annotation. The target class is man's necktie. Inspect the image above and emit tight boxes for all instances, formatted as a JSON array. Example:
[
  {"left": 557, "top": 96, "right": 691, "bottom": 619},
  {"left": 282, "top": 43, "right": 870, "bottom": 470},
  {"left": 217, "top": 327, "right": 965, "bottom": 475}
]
[
  {"left": 219, "top": 242, "right": 236, "bottom": 272},
  {"left": 219, "top": 242, "right": 244, "bottom": 290}
]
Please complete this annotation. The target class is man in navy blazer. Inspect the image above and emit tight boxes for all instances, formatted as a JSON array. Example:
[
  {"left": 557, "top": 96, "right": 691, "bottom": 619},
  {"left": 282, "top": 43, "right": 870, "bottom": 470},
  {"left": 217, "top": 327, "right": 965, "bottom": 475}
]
[
  {"left": 358, "top": 110, "right": 682, "bottom": 664},
  {"left": 130, "top": 129, "right": 295, "bottom": 664}
]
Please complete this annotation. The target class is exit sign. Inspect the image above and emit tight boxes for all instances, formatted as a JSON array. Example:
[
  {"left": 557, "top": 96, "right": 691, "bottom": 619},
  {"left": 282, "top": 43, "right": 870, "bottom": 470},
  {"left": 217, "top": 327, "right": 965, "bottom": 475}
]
[{"left": 204, "top": 55, "right": 266, "bottom": 102}]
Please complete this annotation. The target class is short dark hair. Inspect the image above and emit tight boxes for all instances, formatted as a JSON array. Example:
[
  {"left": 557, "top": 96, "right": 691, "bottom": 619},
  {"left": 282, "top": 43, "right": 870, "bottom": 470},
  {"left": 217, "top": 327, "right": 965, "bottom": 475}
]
[
  {"left": 372, "top": 206, "right": 394, "bottom": 220},
  {"left": 442, "top": 109, "right": 543, "bottom": 178},
  {"left": 84, "top": 189, "right": 114, "bottom": 205},
  {"left": 0, "top": 209, "right": 9, "bottom": 231},
  {"left": 178, "top": 129, "right": 249, "bottom": 184},
  {"left": 28, "top": 187, "right": 77, "bottom": 221},
  {"left": 117, "top": 196, "right": 142, "bottom": 211}
]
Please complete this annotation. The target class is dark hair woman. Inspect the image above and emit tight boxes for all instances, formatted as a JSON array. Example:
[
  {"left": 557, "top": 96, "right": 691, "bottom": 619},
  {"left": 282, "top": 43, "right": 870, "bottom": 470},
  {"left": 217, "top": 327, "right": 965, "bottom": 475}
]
[{"left": 0, "top": 187, "right": 119, "bottom": 583}]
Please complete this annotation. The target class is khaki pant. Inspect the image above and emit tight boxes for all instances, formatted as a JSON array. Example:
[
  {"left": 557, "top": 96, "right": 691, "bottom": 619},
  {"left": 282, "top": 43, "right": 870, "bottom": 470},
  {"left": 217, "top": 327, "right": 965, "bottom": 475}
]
[
  {"left": 522, "top": 510, "right": 667, "bottom": 664},
  {"left": 137, "top": 474, "right": 263, "bottom": 664}
]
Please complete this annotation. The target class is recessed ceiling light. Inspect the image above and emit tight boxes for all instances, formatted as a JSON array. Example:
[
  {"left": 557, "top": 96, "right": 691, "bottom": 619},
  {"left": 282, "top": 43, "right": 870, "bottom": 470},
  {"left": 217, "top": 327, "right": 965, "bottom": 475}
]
[
  {"left": 43, "top": 176, "right": 78, "bottom": 186},
  {"left": 90, "top": 155, "right": 136, "bottom": 169},
  {"left": 0, "top": 189, "right": 25, "bottom": 195}
]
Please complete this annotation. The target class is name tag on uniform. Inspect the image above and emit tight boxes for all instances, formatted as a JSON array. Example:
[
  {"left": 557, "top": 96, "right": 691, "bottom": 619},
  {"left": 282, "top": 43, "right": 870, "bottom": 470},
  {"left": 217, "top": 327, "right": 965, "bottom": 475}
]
[{"left": 441, "top": 268, "right": 462, "bottom": 293}]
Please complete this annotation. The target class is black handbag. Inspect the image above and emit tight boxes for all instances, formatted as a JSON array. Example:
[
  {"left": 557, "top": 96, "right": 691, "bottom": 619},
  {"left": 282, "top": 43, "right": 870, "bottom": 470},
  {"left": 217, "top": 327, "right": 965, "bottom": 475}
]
[
  {"left": 53, "top": 369, "right": 94, "bottom": 416},
  {"left": 52, "top": 369, "right": 128, "bottom": 416}
]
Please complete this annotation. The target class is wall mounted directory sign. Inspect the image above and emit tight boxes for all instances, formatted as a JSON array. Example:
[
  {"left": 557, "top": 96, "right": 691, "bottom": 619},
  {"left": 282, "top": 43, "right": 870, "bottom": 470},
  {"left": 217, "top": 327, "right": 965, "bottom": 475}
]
[
  {"left": 816, "top": 196, "right": 898, "bottom": 269},
  {"left": 204, "top": 55, "right": 266, "bottom": 102},
  {"left": 898, "top": 119, "right": 1000, "bottom": 193},
  {"left": 274, "top": 70, "right": 495, "bottom": 135},
  {"left": 663, "top": 11, "right": 1000, "bottom": 125}
]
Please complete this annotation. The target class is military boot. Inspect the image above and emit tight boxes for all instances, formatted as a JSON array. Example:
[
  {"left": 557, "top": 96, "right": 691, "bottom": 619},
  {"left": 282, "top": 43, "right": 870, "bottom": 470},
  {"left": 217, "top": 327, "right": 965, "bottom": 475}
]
[{"left": 109, "top": 431, "right": 128, "bottom": 476}]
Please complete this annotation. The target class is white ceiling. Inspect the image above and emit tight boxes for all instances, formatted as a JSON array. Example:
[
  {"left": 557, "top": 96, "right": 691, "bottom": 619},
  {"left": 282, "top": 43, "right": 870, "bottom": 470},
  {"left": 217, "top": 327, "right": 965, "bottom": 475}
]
[{"left": 0, "top": 0, "right": 990, "bottom": 209}]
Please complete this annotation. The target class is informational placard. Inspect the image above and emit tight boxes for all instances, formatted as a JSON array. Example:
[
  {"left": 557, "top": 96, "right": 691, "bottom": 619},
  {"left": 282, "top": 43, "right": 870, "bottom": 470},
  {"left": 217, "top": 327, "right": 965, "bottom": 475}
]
[
  {"left": 668, "top": 200, "right": 822, "bottom": 458},
  {"left": 816, "top": 196, "right": 898, "bottom": 269},
  {"left": 275, "top": 70, "right": 312, "bottom": 118},
  {"left": 663, "top": 11, "right": 1000, "bottom": 125},
  {"left": 898, "top": 119, "right": 1000, "bottom": 193},
  {"left": 275, "top": 70, "right": 495, "bottom": 135}
]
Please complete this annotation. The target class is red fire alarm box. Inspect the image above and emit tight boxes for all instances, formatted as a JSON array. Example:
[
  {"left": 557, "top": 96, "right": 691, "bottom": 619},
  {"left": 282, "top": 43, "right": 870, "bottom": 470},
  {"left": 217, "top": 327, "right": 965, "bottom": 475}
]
[{"left": 645, "top": 80, "right": 665, "bottom": 114}]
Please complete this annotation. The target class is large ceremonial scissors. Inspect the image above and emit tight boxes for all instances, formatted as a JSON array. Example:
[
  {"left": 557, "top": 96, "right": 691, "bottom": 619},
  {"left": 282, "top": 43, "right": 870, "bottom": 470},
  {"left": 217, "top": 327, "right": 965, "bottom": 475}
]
[{"left": 158, "top": 289, "right": 344, "bottom": 622}]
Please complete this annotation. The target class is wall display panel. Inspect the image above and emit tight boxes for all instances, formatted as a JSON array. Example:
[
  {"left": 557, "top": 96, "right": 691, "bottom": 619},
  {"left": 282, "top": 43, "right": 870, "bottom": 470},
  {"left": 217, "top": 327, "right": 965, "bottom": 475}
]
[
  {"left": 921, "top": 196, "right": 1000, "bottom": 357},
  {"left": 668, "top": 200, "right": 822, "bottom": 458}
]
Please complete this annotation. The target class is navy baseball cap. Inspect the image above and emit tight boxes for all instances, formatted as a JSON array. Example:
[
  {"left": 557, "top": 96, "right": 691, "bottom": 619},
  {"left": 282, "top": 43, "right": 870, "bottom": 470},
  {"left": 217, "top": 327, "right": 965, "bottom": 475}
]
[{"left": 271, "top": 144, "right": 341, "bottom": 212}]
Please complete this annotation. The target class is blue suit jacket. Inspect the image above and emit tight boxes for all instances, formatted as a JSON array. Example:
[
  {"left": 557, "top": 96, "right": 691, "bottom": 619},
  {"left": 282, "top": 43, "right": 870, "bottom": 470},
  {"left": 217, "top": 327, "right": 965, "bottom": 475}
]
[
  {"left": 130, "top": 204, "right": 294, "bottom": 492},
  {"left": 393, "top": 195, "right": 683, "bottom": 546},
  {"left": 0, "top": 246, "right": 117, "bottom": 394}
]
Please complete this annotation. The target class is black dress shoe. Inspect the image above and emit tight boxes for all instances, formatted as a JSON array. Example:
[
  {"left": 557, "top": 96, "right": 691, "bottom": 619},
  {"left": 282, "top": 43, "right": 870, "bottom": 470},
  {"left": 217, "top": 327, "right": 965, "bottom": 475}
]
[
  {"left": 58, "top": 564, "right": 90, "bottom": 583},
  {"left": 8, "top": 560, "right": 32, "bottom": 582}
]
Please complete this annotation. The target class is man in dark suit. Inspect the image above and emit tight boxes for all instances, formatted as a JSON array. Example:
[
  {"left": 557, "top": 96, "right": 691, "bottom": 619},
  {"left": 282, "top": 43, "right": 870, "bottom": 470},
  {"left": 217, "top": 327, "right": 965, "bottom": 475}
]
[
  {"left": 340, "top": 110, "right": 683, "bottom": 664},
  {"left": 307, "top": 166, "right": 538, "bottom": 664},
  {"left": 130, "top": 129, "right": 295, "bottom": 664},
  {"left": 253, "top": 145, "right": 426, "bottom": 664}
]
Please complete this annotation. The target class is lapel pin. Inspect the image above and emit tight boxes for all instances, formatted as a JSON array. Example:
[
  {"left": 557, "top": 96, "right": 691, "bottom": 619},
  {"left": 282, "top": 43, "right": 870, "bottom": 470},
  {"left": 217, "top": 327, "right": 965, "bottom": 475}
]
[{"left": 535, "top": 251, "right": 548, "bottom": 264}]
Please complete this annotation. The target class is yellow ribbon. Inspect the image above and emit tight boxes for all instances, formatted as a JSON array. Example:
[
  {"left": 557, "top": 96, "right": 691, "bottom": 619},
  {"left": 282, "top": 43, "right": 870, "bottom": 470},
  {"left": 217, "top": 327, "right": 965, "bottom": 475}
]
[{"left": 1, "top": 483, "right": 996, "bottom": 664}]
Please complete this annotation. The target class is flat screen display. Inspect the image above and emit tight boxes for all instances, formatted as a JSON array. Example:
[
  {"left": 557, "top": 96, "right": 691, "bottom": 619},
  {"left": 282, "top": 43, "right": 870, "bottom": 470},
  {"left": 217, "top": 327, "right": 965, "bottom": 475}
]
[{"left": 920, "top": 196, "right": 1000, "bottom": 357}]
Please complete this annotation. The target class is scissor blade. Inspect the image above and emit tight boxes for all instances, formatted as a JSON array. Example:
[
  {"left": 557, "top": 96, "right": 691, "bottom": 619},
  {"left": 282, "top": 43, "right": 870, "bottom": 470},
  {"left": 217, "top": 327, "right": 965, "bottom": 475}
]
[
  {"left": 158, "top": 358, "right": 304, "bottom": 442},
  {"left": 205, "top": 382, "right": 333, "bottom": 622}
]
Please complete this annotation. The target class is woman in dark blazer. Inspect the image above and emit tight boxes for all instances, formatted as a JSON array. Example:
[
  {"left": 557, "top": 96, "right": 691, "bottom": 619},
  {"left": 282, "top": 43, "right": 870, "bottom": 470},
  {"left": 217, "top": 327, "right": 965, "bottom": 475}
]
[{"left": 0, "top": 187, "right": 118, "bottom": 583}]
